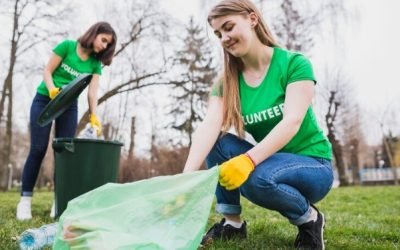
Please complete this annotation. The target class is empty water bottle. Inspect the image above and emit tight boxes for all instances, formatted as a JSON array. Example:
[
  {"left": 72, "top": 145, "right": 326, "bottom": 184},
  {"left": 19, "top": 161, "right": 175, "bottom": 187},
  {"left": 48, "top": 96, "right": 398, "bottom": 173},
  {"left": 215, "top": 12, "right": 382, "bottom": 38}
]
[
  {"left": 78, "top": 124, "right": 103, "bottom": 139},
  {"left": 82, "top": 126, "right": 98, "bottom": 139},
  {"left": 18, "top": 223, "right": 58, "bottom": 250}
]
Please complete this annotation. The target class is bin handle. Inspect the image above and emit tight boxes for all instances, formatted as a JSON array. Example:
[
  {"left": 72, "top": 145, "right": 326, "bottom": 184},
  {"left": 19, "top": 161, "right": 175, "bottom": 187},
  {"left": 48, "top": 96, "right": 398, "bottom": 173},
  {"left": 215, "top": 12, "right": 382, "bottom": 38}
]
[{"left": 53, "top": 141, "right": 75, "bottom": 153}]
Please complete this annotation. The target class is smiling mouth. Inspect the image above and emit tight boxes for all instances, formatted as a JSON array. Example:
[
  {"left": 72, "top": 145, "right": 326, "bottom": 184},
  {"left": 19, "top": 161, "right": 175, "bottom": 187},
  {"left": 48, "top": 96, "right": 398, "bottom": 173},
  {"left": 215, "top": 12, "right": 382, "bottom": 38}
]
[{"left": 226, "top": 42, "right": 237, "bottom": 50}]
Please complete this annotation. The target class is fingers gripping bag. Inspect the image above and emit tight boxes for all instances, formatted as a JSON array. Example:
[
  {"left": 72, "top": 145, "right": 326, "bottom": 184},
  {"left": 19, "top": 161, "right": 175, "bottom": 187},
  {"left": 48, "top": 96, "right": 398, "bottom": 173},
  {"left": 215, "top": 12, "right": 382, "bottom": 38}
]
[{"left": 53, "top": 166, "right": 220, "bottom": 250}]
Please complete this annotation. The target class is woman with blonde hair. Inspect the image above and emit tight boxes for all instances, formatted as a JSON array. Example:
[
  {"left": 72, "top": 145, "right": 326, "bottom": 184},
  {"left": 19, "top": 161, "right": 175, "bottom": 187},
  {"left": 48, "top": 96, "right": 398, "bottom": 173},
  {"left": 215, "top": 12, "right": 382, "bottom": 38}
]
[{"left": 183, "top": 0, "right": 333, "bottom": 249}]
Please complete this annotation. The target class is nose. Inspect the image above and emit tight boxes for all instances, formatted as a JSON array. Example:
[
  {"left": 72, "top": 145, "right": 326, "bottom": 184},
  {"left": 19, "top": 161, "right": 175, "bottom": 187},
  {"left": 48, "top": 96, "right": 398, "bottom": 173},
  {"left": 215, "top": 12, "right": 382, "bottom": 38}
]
[{"left": 221, "top": 33, "right": 231, "bottom": 44}]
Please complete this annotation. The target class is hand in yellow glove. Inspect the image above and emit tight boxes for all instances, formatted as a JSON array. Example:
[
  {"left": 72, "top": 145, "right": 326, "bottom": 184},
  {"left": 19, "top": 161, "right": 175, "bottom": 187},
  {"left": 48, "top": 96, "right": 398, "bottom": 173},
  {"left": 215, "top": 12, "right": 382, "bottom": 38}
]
[
  {"left": 89, "top": 113, "right": 102, "bottom": 136},
  {"left": 49, "top": 88, "right": 60, "bottom": 100},
  {"left": 219, "top": 154, "right": 256, "bottom": 190}
]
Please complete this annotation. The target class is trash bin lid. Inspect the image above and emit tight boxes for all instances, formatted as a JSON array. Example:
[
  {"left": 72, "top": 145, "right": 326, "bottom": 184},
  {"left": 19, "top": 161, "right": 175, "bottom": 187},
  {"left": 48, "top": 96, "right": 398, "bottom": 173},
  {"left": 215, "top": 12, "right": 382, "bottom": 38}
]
[
  {"left": 37, "top": 74, "right": 93, "bottom": 127},
  {"left": 53, "top": 137, "right": 123, "bottom": 146}
]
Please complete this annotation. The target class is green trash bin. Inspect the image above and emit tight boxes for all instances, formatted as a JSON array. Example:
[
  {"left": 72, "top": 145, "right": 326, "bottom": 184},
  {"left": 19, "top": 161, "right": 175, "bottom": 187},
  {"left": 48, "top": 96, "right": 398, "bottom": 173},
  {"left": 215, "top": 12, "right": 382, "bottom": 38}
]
[{"left": 52, "top": 138, "right": 123, "bottom": 218}]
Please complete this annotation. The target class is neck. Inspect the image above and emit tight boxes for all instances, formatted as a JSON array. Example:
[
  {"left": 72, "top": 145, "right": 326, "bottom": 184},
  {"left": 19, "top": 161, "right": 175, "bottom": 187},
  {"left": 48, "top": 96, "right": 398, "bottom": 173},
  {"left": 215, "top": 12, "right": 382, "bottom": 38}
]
[
  {"left": 78, "top": 43, "right": 92, "bottom": 56},
  {"left": 241, "top": 42, "right": 273, "bottom": 71}
]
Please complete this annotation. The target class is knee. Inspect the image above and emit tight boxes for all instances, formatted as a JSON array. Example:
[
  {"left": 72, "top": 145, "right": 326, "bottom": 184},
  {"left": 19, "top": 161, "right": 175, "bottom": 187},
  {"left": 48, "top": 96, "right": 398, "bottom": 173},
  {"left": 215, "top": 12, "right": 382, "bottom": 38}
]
[
  {"left": 29, "top": 144, "right": 48, "bottom": 157},
  {"left": 240, "top": 172, "right": 277, "bottom": 200},
  {"left": 206, "top": 134, "right": 251, "bottom": 169},
  {"left": 205, "top": 135, "right": 231, "bottom": 168}
]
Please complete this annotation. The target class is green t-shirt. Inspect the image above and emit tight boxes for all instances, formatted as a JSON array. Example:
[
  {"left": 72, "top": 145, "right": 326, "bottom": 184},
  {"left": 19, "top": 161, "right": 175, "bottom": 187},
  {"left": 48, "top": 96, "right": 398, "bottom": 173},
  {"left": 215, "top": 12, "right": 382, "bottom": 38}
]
[
  {"left": 212, "top": 47, "right": 332, "bottom": 160},
  {"left": 37, "top": 40, "right": 102, "bottom": 96}
]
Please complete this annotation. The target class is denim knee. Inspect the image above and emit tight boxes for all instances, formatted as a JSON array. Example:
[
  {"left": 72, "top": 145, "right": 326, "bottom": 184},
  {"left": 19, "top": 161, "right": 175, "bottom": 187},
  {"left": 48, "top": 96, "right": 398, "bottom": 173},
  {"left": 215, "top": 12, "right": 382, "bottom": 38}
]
[
  {"left": 206, "top": 133, "right": 253, "bottom": 168},
  {"left": 240, "top": 171, "right": 276, "bottom": 204},
  {"left": 29, "top": 144, "right": 48, "bottom": 158}
]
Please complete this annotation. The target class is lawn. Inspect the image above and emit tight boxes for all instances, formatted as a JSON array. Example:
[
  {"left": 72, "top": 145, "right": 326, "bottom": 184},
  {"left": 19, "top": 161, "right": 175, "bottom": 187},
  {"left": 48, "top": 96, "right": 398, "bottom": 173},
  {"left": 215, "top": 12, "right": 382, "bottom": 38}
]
[{"left": 1, "top": 186, "right": 399, "bottom": 249}]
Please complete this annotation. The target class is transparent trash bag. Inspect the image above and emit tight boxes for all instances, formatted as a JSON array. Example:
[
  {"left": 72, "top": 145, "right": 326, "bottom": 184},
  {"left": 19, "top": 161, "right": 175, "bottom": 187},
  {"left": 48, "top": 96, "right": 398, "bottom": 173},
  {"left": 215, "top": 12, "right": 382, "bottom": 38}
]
[{"left": 53, "top": 167, "right": 219, "bottom": 250}]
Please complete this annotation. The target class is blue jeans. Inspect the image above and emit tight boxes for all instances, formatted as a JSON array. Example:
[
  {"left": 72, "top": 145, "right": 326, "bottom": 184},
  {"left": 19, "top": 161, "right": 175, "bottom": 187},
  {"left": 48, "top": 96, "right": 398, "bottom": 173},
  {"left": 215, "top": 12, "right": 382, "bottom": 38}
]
[
  {"left": 206, "top": 133, "right": 334, "bottom": 225},
  {"left": 21, "top": 93, "right": 78, "bottom": 196}
]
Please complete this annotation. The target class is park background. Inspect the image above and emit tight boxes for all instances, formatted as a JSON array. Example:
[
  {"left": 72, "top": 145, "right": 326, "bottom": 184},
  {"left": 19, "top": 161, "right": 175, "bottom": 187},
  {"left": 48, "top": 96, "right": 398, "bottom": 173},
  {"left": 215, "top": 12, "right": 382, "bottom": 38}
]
[
  {"left": 1, "top": 0, "right": 399, "bottom": 188},
  {"left": 0, "top": 0, "right": 400, "bottom": 249}
]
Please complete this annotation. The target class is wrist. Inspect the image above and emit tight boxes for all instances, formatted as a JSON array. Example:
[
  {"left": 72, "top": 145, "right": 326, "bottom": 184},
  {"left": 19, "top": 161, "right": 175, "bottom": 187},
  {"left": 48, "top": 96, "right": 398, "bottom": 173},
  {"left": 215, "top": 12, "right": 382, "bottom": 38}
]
[{"left": 244, "top": 153, "right": 256, "bottom": 167}]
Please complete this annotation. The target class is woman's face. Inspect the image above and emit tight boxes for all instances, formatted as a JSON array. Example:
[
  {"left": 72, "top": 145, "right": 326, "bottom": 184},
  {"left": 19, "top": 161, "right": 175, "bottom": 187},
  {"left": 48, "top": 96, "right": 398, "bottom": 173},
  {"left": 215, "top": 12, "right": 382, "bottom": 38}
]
[
  {"left": 93, "top": 33, "right": 113, "bottom": 53},
  {"left": 211, "top": 14, "right": 256, "bottom": 57}
]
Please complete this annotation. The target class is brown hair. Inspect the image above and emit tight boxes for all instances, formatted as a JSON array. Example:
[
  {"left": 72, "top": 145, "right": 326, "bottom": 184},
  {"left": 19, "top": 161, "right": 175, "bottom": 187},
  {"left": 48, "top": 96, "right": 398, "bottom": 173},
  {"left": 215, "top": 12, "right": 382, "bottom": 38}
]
[
  {"left": 78, "top": 22, "right": 117, "bottom": 66},
  {"left": 208, "top": 0, "right": 279, "bottom": 138}
]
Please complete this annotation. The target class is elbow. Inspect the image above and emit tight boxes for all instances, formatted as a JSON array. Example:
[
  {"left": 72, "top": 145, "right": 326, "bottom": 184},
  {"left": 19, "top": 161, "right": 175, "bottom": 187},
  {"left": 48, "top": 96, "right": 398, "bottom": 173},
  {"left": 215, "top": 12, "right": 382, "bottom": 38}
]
[
  {"left": 283, "top": 116, "right": 303, "bottom": 135},
  {"left": 192, "top": 120, "right": 206, "bottom": 139}
]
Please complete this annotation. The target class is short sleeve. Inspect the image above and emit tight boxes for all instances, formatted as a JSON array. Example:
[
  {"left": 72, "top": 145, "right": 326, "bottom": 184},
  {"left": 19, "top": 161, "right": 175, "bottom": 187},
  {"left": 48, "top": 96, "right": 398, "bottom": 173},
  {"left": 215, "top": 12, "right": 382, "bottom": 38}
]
[
  {"left": 210, "top": 81, "right": 223, "bottom": 97},
  {"left": 52, "top": 40, "right": 70, "bottom": 59},
  {"left": 287, "top": 54, "right": 316, "bottom": 85},
  {"left": 93, "top": 61, "right": 102, "bottom": 75}
]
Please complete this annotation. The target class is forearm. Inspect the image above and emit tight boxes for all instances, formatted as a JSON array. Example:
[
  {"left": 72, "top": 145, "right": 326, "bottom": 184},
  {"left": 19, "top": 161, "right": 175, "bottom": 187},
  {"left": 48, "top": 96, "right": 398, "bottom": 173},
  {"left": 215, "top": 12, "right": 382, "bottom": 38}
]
[
  {"left": 87, "top": 90, "right": 97, "bottom": 114},
  {"left": 87, "top": 75, "right": 99, "bottom": 114},
  {"left": 43, "top": 70, "right": 56, "bottom": 91},
  {"left": 183, "top": 119, "right": 221, "bottom": 173},
  {"left": 247, "top": 117, "right": 302, "bottom": 165}
]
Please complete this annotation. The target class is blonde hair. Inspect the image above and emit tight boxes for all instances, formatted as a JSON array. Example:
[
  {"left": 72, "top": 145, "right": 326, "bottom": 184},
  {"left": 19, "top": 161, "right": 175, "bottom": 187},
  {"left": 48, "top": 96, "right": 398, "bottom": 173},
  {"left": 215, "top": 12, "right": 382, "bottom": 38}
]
[{"left": 208, "top": 0, "right": 279, "bottom": 138}]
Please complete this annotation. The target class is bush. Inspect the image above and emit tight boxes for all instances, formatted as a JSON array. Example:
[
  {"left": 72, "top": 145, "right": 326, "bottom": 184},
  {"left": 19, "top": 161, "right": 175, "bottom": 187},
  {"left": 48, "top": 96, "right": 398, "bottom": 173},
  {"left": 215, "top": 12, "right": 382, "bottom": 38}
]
[{"left": 119, "top": 146, "right": 205, "bottom": 182}]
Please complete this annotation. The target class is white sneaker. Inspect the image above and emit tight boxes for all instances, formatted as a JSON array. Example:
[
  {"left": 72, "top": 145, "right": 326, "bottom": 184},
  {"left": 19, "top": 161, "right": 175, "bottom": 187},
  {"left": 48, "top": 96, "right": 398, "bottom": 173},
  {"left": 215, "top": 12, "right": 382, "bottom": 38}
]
[
  {"left": 50, "top": 201, "right": 55, "bottom": 218},
  {"left": 16, "top": 199, "right": 32, "bottom": 221}
]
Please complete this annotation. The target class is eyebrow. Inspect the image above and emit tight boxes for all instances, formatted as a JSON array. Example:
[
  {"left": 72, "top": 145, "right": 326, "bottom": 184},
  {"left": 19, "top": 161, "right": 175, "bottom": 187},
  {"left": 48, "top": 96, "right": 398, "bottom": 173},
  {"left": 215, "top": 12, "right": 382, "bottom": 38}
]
[{"left": 214, "top": 21, "right": 232, "bottom": 35}]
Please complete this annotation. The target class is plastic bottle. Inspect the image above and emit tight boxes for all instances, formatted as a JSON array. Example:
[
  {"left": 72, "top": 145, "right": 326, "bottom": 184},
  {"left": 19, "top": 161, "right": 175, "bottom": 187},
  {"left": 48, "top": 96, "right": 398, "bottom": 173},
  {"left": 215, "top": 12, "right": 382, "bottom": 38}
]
[
  {"left": 82, "top": 126, "right": 98, "bottom": 139},
  {"left": 18, "top": 223, "right": 58, "bottom": 250},
  {"left": 79, "top": 125, "right": 103, "bottom": 139}
]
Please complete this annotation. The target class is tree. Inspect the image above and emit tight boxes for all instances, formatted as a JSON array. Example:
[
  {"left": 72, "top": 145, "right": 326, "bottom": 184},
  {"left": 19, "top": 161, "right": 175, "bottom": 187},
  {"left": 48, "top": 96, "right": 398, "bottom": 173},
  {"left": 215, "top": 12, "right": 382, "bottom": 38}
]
[
  {"left": 75, "top": 1, "right": 181, "bottom": 136},
  {"left": 320, "top": 69, "right": 367, "bottom": 186},
  {"left": 0, "top": 0, "right": 71, "bottom": 190},
  {"left": 262, "top": 0, "right": 344, "bottom": 54},
  {"left": 168, "top": 17, "right": 217, "bottom": 146},
  {"left": 380, "top": 131, "right": 398, "bottom": 185},
  {"left": 325, "top": 90, "right": 348, "bottom": 186},
  {"left": 341, "top": 105, "right": 366, "bottom": 185}
]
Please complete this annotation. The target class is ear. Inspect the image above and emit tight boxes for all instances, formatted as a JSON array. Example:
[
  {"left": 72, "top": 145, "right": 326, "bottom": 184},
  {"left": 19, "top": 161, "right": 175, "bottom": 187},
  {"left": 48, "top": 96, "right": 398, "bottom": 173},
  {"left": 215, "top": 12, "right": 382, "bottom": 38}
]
[{"left": 249, "top": 12, "right": 259, "bottom": 28}]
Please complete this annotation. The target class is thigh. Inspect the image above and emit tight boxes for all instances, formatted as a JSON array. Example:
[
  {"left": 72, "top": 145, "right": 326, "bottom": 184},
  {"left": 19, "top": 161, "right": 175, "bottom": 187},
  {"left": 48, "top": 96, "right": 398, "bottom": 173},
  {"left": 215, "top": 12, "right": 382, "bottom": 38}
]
[
  {"left": 55, "top": 101, "right": 78, "bottom": 138},
  {"left": 252, "top": 152, "right": 334, "bottom": 203},
  {"left": 30, "top": 94, "right": 52, "bottom": 147}
]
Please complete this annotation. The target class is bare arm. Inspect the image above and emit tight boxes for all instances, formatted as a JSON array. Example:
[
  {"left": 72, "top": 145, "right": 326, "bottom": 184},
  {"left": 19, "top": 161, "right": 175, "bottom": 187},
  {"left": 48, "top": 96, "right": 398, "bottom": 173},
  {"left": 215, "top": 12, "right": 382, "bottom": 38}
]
[
  {"left": 43, "top": 53, "right": 62, "bottom": 91},
  {"left": 183, "top": 96, "right": 223, "bottom": 173},
  {"left": 246, "top": 80, "right": 315, "bottom": 165},
  {"left": 87, "top": 74, "right": 100, "bottom": 114}
]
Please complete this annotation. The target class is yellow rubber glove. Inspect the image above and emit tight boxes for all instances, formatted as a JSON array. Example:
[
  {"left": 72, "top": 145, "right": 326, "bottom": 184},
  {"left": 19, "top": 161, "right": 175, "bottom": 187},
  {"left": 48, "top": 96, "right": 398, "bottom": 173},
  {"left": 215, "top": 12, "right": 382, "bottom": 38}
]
[
  {"left": 219, "top": 154, "right": 255, "bottom": 190},
  {"left": 49, "top": 88, "right": 60, "bottom": 100},
  {"left": 89, "top": 113, "right": 102, "bottom": 136}
]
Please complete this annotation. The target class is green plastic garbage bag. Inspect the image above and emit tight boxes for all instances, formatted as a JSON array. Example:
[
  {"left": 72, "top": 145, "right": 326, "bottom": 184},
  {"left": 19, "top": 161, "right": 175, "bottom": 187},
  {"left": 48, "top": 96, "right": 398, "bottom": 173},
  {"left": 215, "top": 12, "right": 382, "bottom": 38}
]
[{"left": 53, "top": 166, "right": 219, "bottom": 250}]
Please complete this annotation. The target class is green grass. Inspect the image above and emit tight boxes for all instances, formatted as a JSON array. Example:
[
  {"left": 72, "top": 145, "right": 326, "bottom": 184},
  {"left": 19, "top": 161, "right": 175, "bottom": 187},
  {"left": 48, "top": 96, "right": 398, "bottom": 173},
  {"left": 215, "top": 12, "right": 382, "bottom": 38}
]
[
  {"left": 1, "top": 186, "right": 399, "bottom": 249},
  {"left": 0, "top": 190, "right": 54, "bottom": 250}
]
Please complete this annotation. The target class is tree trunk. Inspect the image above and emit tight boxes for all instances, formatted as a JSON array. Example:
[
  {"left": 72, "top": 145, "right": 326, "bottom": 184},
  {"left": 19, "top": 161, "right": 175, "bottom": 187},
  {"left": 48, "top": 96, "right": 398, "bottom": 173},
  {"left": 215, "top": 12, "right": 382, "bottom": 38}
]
[
  {"left": 0, "top": 74, "right": 15, "bottom": 190},
  {"left": 0, "top": 0, "right": 19, "bottom": 190},
  {"left": 383, "top": 136, "right": 398, "bottom": 185},
  {"left": 328, "top": 133, "right": 348, "bottom": 186},
  {"left": 325, "top": 91, "right": 349, "bottom": 186},
  {"left": 128, "top": 117, "right": 136, "bottom": 161},
  {"left": 350, "top": 139, "right": 360, "bottom": 185}
]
